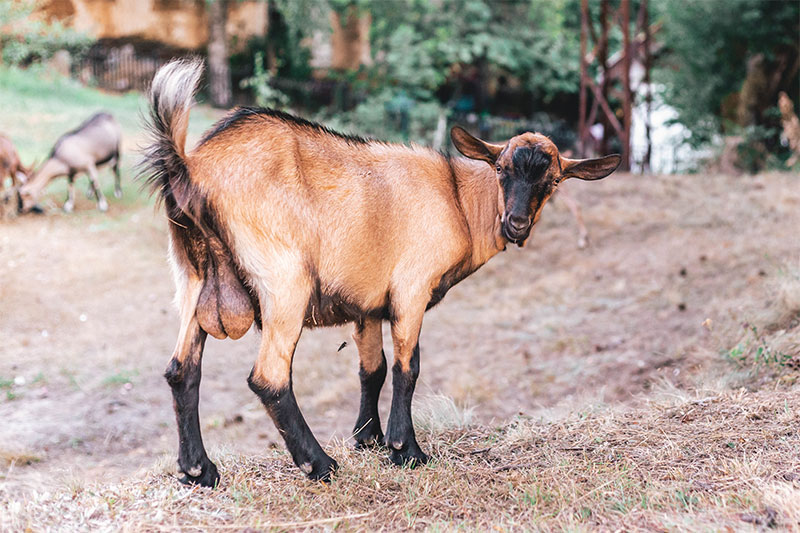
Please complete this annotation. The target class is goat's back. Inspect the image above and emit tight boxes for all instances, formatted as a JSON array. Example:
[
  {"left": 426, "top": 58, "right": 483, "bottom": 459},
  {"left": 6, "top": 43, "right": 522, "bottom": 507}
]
[
  {"left": 187, "top": 111, "right": 471, "bottom": 308},
  {"left": 52, "top": 112, "right": 121, "bottom": 168}
]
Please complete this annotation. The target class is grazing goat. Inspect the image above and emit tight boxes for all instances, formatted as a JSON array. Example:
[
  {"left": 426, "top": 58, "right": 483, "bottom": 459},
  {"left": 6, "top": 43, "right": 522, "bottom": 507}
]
[
  {"left": 142, "top": 59, "right": 620, "bottom": 487},
  {"left": 0, "top": 134, "right": 29, "bottom": 189},
  {"left": 19, "top": 112, "right": 122, "bottom": 213},
  {"left": 0, "top": 134, "right": 29, "bottom": 217}
]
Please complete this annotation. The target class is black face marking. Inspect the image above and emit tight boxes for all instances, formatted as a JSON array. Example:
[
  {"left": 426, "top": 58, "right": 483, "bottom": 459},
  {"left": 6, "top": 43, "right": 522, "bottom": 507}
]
[{"left": 500, "top": 145, "right": 553, "bottom": 243}]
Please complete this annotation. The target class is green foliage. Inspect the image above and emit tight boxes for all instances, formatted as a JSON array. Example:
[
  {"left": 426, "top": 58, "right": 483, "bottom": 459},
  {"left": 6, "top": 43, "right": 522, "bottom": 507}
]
[
  {"left": 656, "top": 0, "right": 799, "bottom": 146},
  {"left": 724, "top": 325, "right": 794, "bottom": 374},
  {"left": 368, "top": 0, "right": 580, "bottom": 102},
  {"left": 270, "top": 0, "right": 329, "bottom": 79},
  {"left": 320, "top": 89, "right": 445, "bottom": 145},
  {"left": 240, "top": 52, "right": 290, "bottom": 108},
  {"left": 0, "top": 0, "right": 93, "bottom": 65}
]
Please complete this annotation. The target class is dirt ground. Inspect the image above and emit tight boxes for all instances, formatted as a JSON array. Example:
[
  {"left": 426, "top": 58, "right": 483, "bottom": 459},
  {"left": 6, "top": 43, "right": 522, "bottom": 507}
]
[{"left": 1, "top": 169, "right": 798, "bottom": 495}]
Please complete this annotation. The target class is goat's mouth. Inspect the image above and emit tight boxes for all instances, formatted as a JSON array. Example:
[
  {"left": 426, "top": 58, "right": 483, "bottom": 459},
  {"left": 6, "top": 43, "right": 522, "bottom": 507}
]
[{"left": 501, "top": 219, "right": 532, "bottom": 246}]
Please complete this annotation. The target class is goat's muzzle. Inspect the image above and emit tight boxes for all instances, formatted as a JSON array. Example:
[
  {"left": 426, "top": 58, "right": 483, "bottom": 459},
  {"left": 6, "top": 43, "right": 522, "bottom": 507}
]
[{"left": 501, "top": 214, "right": 532, "bottom": 246}]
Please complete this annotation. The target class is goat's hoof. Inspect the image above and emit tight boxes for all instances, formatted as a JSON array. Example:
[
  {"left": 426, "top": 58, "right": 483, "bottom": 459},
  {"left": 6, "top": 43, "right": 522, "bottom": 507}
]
[
  {"left": 178, "top": 460, "right": 220, "bottom": 488},
  {"left": 114, "top": 189, "right": 122, "bottom": 199},
  {"left": 302, "top": 455, "right": 338, "bottom": 482},
  {"left": 354, "top": 426, "right": 385, "bottom": 450},
  {"left": 97, "top": 200, "right": 108, "bottom": 212},
  {"left": 63, "top": 203, "right": 74, "bottom": 213},
  {"left": 577, "top": 236, "right": 589, "bottom": 249},
  {"left": 388, "top": 442, "right": 429, "bottom": 468}
]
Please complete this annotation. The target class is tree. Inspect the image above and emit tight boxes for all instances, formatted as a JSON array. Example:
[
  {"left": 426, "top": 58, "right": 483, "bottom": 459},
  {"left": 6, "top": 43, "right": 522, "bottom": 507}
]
[
  {"left": 0, "top": 0, "right": 92, "bottom": 66},
  {"left": 656, "top": 0, "right": 799, "bottom": 146},
  {"left": 207, "top": 0, "right": 232, "bottom": 108}
]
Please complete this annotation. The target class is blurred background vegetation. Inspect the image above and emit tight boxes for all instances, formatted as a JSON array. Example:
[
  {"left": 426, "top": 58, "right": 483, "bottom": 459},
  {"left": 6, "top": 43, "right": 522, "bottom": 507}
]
[{"left": 0, "top": 0, "right": 798, "bottom": 173}]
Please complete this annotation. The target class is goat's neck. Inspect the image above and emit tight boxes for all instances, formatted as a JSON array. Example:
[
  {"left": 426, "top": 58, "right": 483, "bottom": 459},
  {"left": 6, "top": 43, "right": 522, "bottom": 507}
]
[
  {"left": 451, "top": 157, "right": 507, "bottom": 270},
  {"left": 25, "top": 158, "right": 68, "bottom": 195}
]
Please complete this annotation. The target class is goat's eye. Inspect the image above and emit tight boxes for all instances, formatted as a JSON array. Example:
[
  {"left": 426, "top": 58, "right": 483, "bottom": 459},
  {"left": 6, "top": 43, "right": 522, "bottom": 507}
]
[{"left": 495, "top": 165, "right": 502, "bottom": 174}]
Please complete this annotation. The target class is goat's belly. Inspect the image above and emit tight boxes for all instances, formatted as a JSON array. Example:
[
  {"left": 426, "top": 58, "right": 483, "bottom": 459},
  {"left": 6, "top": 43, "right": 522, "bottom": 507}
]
[{"left": 303, "top": 289, "right": 390, "bottom": 328}]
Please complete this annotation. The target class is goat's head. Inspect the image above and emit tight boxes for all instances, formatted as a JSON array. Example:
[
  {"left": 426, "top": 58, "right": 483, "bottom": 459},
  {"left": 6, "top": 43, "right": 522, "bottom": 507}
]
[
  {"left": 451, "top": 126, "right": 620, "bottom": 246},
  {"left": 18, "top": 158, "right": 57, "bottom": 213}
]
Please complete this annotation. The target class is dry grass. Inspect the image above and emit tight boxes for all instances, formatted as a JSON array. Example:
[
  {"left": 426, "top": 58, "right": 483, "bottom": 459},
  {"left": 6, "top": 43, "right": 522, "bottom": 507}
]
[
  {"left": 699, "top": 259, "right": 800, "bottom": 392},
  {"left": 2, "top": 387, "right": 799, "bottom": 532}
]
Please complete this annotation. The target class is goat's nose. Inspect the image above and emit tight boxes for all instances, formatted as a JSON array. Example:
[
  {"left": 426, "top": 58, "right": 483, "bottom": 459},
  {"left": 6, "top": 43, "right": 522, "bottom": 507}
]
[{"left": 508, "top": 215, "right": 529, "bottom": 231}]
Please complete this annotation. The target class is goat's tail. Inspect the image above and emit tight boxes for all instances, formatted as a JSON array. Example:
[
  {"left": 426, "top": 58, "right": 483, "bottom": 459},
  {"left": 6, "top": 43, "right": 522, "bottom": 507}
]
[{"left": 140, "top": 58, "right": 204, "bottom": 213}]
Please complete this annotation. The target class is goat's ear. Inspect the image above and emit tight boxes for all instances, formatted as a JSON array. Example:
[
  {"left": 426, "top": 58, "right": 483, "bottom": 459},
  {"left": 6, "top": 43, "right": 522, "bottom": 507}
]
[
  {"left": 560, "top": 154, "right": 621, "bottom": 181},
  {"left": 450, "top": 126, "right": 504, "bottom": 165}
]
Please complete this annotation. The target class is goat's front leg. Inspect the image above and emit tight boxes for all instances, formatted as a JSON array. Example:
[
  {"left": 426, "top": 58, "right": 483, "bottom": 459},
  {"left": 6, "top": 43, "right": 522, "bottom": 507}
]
[
  {"left": 385, "top": 306, "right": 428, "bottom": 467},
  {"left": 558, "top": 186, "right": 589, "bottom": 249},
  {"left": 248, "top": 278, "right": 338, "bottom": 481},
  {"left": 85, "top": 163, "right": 108, "bottom": 212},
  {"left": 352, "top": 317, "right": 387, "bottom": 448},
  {"left": 164, "top": 276, "right": 219, "bottom": 487},
  {"left": 63, "top": 173, "right": 75, "bottom": 213}
]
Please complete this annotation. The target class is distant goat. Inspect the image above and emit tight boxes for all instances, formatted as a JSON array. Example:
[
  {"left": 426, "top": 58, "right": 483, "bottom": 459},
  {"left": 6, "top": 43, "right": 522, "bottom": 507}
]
[
  {"left": 19, "top": 112, "right": 122, "bottom": 213},
  {"left": 0, "top": 134, "right": 29, "bottom": 190},
  {"left": 142, "top": 59, "right": 620, "bottom": 487},
  {"left": 0, "top": 134, "right": 29, "bottom": 217}
]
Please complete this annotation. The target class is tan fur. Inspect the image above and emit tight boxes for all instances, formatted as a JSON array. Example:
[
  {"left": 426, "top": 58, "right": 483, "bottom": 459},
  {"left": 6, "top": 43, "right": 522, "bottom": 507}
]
[
  {"left": 144, "top": 61, "right": 622, "bottom": 480},
  {"left": 167, "top": 118, "right": 618, "bottom": 388},
  {"left": 147, "top": 61, "right": 618, "bottom": 394},
  {"left": 353, "top": 318, "right": 384, "bottom": 374}
]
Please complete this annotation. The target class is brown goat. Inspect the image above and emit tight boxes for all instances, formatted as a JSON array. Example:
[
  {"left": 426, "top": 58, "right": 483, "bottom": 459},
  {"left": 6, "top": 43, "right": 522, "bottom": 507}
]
[
  {"left": 0, "top": 134, "right": 29, "bottom": 218},
  {"left": 142, "top": 59, "right": 620, "bottom": 487},
  {"left": 19, "top": 112, "right": 122, "bottom": 213},
  {"left": 0, "top": 134, "right": 29, "bottom": 197}
]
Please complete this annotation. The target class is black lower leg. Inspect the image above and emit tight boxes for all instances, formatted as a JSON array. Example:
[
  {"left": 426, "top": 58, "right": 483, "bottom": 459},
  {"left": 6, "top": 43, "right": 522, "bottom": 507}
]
[
  {"left": 248, "top": 373, "right": 338, "bottom": 481},
  {"left": 164, "top": 331, "right": 219, "bottom": 488},
  {"left": 353, "top": 350, "right": 387, "bottom": 448},
  {"left": 385, "top": 344, "right": 428, "bottom": 467},
  {"left": 113, "top": 155, "right": 122, "bottom": 198}
]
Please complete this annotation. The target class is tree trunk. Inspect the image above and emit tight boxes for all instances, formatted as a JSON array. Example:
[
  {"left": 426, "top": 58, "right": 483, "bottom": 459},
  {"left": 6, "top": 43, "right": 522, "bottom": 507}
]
[{"left": 207, "top": 0, "right": 231, "bottom": 108}]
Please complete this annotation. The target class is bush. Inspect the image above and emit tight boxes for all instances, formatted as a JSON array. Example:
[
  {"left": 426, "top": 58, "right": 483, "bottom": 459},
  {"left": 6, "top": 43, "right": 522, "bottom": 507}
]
[
  {"left": 320, "top": 89, "right": 446, "bottom": 145},
  {"left": 0, "top": 0, "right": 93, "bottom": 66}
]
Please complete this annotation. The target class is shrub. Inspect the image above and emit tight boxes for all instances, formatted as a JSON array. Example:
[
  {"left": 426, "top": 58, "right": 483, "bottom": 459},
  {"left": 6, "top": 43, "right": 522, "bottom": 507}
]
[{"left": 0, "top": 0, "right": 93, "bottom": 66}]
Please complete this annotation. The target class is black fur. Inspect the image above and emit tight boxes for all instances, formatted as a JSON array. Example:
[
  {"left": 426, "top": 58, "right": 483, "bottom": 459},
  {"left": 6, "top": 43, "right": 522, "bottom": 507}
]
[
  {"left": 164, "top": 330, "right": 220, "bottom": 488},
  {"left": 384, "top": 344, "right": 428, "bottom": 467},
  {"left": 199, "top": 107, "right": 373, "bottom": 148},
  {"left": 501, "top": 145, "right": 553, "bottom": 244},
  {"left": 304, "top": 267, "right": 392, "bottom": 328},
  {"left": 353, "top": 350, "right": 388, "bottom": 448},
  {"left": 247, "top": 373, "right": 338, "bottom": 481},
  {"left": 428, "top": 263, "right": 473, "bottom": 310}
]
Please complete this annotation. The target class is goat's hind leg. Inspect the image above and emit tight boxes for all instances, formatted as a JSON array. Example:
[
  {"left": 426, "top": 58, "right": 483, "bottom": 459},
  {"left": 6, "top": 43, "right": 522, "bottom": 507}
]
[
  {"left": 85, "top": 162, "right": 108, "bottom": 212},
  {"left": 164, "top": 275, "right": 219, "bottom": 487},
  {"left": 112, "top": 150, "right": 122, "bottom": 199},
  {"left": 248, "top": 274, "right": 338, "bottom": 481},
  {"left": 352, "top": 317, "right": 387, "bottom": 448}
]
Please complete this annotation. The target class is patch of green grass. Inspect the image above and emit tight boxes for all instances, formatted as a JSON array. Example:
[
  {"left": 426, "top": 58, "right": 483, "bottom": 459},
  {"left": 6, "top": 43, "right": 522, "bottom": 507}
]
[
  {"left": 0, "top": 65, "right": 221, "bottom": 208},
  {"left": 102, "top": 370, "right": 137, "bottom": 387}
]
